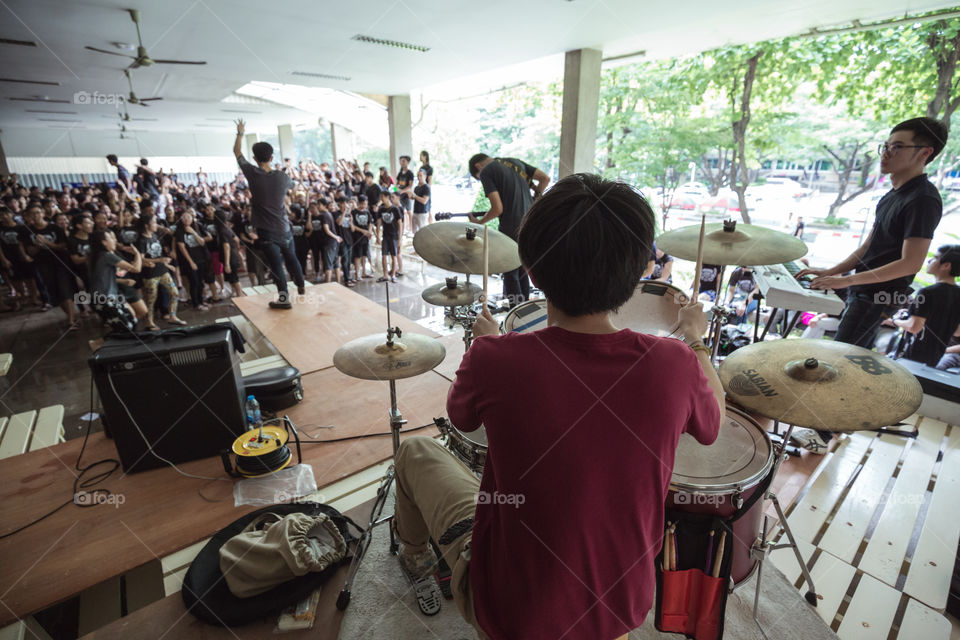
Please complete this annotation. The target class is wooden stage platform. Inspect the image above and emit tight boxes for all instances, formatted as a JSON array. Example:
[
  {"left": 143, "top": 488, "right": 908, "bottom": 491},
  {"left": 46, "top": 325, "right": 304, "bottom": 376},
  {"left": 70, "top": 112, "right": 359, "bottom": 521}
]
[{"left": 0, "top": 284, "right": 457, "bottom": 628}]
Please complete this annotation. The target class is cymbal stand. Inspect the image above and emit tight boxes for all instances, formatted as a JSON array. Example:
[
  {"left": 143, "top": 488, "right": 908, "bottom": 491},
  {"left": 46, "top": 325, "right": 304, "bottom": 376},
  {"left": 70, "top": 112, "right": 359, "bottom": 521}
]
[
  {"left": 747, "top": 419, "right": 818, "bottom": 639},
  {"left": 337, "top": 279, "right": 408, "bottom": 609}
]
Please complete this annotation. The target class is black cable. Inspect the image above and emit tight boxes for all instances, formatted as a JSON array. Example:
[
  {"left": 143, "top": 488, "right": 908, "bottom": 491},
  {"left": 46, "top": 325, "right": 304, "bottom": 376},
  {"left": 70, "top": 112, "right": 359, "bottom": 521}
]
[
  {"left": 0, "top": 376, "right": 121, "bottom": 539},
  {"left": 298, "top": 421, "right": 439, "bottom": 444}
]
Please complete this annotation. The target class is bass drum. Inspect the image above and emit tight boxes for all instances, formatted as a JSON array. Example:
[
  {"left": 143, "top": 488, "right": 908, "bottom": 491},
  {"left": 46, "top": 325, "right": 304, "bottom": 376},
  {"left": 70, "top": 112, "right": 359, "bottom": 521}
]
[
  {"left": 612, "top": 281, "right": 688, "bottom": 337},
  {"left": 501, "top": 299, "right": 548, "bottom": 334},
  {"left": 666, "top": 405, "right": 774, "bottom": 585}
]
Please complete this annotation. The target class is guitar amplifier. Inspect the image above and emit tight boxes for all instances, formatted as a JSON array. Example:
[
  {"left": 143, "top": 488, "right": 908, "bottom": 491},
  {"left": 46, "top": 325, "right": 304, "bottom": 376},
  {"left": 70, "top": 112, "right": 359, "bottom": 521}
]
[{"left": 89, "top": 327, "right": 247, "bottom": 473}]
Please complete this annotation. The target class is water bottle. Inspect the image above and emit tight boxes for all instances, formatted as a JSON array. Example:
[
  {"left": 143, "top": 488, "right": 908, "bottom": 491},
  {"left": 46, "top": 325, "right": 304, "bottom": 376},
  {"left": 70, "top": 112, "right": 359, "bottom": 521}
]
[{"left": 245, "top": 395, "right": 262, "bottom": 430}]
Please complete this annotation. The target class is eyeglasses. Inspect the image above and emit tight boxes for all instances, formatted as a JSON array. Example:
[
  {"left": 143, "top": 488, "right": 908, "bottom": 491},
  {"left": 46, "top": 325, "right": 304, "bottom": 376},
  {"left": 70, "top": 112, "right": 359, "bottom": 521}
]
[{"left": 877, "top": 142, "right": 929, "bottom": 156}]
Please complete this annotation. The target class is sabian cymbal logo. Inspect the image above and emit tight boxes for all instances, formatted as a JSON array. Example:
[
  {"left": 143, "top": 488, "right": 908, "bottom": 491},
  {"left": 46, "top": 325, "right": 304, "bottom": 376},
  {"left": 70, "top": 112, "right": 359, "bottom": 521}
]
[{"left": 729, "top": 369, "right": 778, "bottom": 397}]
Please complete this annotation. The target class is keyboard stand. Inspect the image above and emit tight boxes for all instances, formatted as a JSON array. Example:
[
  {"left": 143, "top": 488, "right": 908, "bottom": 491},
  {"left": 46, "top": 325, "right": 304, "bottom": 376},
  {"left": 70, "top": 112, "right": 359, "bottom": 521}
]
[{"left": 758, "top": 307, "right": 804, "bottom": 342}]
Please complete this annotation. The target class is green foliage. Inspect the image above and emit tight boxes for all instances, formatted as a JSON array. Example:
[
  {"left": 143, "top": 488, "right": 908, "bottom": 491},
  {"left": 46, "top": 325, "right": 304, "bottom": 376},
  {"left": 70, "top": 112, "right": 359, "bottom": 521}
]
[{"left": 293, "top": 127, "right": 333, "bottom": 165}]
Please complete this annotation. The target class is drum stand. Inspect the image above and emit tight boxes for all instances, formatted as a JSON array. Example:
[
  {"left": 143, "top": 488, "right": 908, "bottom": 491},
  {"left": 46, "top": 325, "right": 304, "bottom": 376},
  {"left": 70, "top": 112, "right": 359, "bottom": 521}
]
[
  {"left": 444, "top": 305, "right": 477, "bottom": 351},
  {"left": 336, "top": 283, "right": 412, "bottom": 610},
  {"left": 747, "top": 420, "right": 818, "bottom": 639}
]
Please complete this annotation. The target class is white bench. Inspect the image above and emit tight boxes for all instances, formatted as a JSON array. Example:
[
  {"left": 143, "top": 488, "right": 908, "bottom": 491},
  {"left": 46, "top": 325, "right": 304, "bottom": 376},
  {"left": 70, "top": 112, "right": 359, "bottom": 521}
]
[
  {"left": 0, "top": 406, "right": 65, "bottom": 459},
  {"left": 0, "top": 353, "right": 11, "bottom": 376}
]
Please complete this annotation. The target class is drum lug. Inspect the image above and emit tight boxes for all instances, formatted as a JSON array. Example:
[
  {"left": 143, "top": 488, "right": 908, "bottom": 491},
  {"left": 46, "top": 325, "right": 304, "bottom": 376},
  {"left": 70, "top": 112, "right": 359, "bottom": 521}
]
[{"left": 733, "top": 488, "right": 744, "bottom": 510}]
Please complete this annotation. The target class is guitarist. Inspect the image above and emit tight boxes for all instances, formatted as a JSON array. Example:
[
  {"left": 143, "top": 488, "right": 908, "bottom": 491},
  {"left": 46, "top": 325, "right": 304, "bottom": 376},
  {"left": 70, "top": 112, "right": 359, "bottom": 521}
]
[{"left": 467, "top": 153, "right": 550, "bottom": 308}]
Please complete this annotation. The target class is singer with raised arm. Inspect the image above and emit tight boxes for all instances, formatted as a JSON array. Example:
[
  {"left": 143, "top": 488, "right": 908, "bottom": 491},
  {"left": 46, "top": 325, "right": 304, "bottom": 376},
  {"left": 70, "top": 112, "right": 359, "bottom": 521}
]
[
  {"left": 796, "top": 117, "right": 948, "bottom": 348},
  {"left": 232, "top": 119, "right": 305, "bottom": 309}
]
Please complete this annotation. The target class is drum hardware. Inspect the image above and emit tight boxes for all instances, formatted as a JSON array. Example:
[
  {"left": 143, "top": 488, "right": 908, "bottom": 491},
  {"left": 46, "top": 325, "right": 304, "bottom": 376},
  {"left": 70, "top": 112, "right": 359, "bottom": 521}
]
[{"left": 332, "top": 281, "right": 447, "bottom": 610}]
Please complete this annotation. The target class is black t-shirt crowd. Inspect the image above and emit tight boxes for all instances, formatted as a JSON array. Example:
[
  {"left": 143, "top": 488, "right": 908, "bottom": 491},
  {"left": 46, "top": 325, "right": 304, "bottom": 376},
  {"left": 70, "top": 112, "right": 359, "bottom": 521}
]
[{"left": 902, "top": 282, "right": 960, "bottom": 367}]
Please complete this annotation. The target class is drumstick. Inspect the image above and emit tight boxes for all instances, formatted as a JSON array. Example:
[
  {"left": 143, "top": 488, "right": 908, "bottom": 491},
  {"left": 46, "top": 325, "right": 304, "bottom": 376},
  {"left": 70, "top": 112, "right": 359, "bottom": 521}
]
[
  {"left": 663, "top": 524, "right": 672, "bottom": 571},
  {"left": 482, "top": 225, "right": 489, "bottom": 314},
  {"left": 712, "top": 530, "right": 727, "bottom": 578},
  {"left": 689, "top": 214, "right": 706, "bottom": 304},
  {"left": 671, "top": 524, "right": 679, "bottom": 571}
]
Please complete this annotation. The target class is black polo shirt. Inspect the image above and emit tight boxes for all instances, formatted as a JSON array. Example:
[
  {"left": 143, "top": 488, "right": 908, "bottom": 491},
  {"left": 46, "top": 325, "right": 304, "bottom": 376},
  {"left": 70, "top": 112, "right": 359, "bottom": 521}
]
[{"left": 853, "top": 174, "right": 941, "bottom": 296}]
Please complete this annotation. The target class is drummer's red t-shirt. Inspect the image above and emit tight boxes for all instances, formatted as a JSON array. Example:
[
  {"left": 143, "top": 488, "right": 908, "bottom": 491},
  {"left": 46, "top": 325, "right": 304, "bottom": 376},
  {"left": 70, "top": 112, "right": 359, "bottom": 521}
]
[{"left": 448, "top": 326, "right": 720, "bottom": 640}]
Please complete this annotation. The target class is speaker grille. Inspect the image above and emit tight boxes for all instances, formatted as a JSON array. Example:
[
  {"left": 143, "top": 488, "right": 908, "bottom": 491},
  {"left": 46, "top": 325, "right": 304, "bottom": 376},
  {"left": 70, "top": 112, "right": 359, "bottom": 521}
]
[{"left": 170, "top": 348, "right": 207, "bottom": 366}]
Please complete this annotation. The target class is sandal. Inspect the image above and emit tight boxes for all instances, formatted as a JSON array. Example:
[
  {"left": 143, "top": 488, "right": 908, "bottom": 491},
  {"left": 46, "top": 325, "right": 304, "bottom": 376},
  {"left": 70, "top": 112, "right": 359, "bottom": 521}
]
[
  {"left": 345, "top": 281, "right": 356, "bottom": 288},
  {"left": 167, "top": 316, "right": 187, "bottom": 326},
  {"left": 396, "top": 272, "right": 404, "bottom": 277},
  {"left": 144, "top": 324, "right": 161, "bottom": 332},
  {"left": 376, "top": 276, "right": 388, "bottom": 282}
]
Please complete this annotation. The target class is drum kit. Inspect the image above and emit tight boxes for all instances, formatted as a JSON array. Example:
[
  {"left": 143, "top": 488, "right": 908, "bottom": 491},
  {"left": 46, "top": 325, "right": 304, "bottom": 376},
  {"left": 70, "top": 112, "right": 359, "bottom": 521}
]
[{"left": 327, "top": 214, "right": 924, "bottom": 636}]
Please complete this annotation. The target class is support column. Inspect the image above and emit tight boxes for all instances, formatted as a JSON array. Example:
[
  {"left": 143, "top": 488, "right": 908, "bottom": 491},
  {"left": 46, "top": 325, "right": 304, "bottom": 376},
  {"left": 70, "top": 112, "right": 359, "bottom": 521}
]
[
  {"left": 331, "top": 123, "right": 357, "bottom": 167},
  {"left": 387, "top": 95, "right": 413, "bottom": 177},
  {"left": 558, "top": 48, "right": 602, "bottom": 178},
  {"left": 0, "top": 132, "right": 10, "bottom": 176},
  {"left": 277, "top": 124, "right": 295, "bottom": 163},
  {"left": 244, "top": 133, "right": 260, "bottom": 158}
]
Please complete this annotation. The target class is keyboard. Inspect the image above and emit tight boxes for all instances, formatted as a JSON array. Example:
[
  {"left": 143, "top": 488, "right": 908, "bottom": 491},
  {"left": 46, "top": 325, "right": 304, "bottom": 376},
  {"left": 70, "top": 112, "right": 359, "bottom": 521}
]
[{"left": 754, "top": 261, "right": 846, "bottom": 315}]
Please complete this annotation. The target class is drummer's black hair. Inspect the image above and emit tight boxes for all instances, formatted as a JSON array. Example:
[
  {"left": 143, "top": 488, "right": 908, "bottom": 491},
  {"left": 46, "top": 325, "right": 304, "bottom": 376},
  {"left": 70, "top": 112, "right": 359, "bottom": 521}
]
[{"left": 518, "top": 173, "right": 655, "bottom": 316}]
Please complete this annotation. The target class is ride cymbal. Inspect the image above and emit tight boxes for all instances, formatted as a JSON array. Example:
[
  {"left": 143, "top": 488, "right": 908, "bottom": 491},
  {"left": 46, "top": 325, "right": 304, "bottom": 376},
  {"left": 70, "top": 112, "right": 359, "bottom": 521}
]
[
  {"left": 656, "top": 219, "right": 807, "bottom": 266},
  {"left": 333, "top": 333, "right": 446, "bottom": 381},
  {"left": 719, "top": 339, "right": 922, "bottom": 431},
  {"left": 413, "top": 221, "right": 521, "bottom": 274},
  {"left": 422, "top": 277, "right": 482, "bottom": 307}
]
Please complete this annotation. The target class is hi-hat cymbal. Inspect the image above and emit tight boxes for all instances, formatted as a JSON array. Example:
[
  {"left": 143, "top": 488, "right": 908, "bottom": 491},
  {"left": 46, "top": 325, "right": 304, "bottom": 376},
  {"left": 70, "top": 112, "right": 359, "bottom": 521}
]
[
  {"left": 656, "top": 220, "right": 807, "bottom": 266},
  {"left": 719, "top": 339, "right": 922, "bottom": 431},
  {"left": 413, "top": 221, "right": 521, "bottom": 274},
  {"left": 422, "top": 278, "right": 482, "bottom": 307},
  {"left": 334, "top": 333, "right": 446, "bottom": 380}
]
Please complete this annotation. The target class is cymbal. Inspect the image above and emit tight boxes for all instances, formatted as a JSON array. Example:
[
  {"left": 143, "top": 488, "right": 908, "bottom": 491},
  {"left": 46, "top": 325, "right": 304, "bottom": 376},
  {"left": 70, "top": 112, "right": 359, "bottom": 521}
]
[
  {"left": 413, "top": 221, "right": 521, "bottom": 274},
  {"left": 656, "top": 220, "right": 807, "bottom": 266},
  {"left": 719, "top": 339, "right": 922, "bottom": 431},
  {"left": 334, "top": 333, "right": 446, "bottom": 381},
  {"left": 422, "top": 278, "right": 482, "bottom": 307}
]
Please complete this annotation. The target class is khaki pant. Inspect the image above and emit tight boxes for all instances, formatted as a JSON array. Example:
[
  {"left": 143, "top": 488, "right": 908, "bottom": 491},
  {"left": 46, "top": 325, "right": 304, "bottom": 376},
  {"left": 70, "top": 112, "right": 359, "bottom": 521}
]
[{"left": 394, "top": 437, "right": 485, "bottom": 638}]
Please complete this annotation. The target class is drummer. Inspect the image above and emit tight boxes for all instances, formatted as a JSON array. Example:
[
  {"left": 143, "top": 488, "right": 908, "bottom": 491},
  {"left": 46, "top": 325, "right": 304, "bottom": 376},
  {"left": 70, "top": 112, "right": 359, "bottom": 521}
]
[{"left": 393, "top": 173, "right": 723, "bottom": 639}]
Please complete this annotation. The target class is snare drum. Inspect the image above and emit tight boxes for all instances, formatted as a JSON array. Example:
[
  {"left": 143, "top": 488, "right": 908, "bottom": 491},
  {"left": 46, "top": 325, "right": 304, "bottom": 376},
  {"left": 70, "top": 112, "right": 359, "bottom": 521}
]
[
  {"left": 438, "top": 419, "right": 487, "bottom": 474},
  {"left": 666, "top": 405, "right": 773, "bottom": 585},
  {"left": 612, "top": 281, "right": 688, "bottom": 337},
  {"left": 501, "top": 299, "right": 548, "bottom": 334}
]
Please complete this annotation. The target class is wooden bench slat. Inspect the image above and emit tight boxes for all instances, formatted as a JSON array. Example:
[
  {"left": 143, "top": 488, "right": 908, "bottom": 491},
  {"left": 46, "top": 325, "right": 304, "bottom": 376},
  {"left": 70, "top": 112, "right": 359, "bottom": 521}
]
[
  {"left": 836, "top": 572, "right": 901, "bottom": 639},
  {"left": 769, "top": 538, "right": 816, "bottom": 586},
  {"left": 858, "top": 418, "right": 947, "bottom": 587},
  {"left": 896, "top": 597, "right": 951, "bottom": 639},
  {"left": 0, "top": 353, "right": 12, "bottom": 377},
  {"left": 819, "top": 435, "right": 907, "bottom": 561},
  {"left": 902, "top": 418, "right": 960, "bottom": 610},
  {"left": 787, "top": 433, "right": 872, "bottom": 543},
  {"left": 160, "top": 539, "right": 208, "bottom": 574},
  {"left": 808, "top": 549, "right": 856, "bottom": 627},
  {"left": 239, "top": 355, "right": 287, "bottom": 377},
  {"left": 0, "top": 411, "right": 36, "bottom": 459},
  {"left": 28, "top": 405, "right": 64, "bottom": 452}
]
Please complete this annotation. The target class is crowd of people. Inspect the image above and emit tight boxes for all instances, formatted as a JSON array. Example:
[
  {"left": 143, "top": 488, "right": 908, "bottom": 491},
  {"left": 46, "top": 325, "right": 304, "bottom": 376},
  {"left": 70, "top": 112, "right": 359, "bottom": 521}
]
[{"left": 0, "top": 144, "right": 434, "bottom": 334}]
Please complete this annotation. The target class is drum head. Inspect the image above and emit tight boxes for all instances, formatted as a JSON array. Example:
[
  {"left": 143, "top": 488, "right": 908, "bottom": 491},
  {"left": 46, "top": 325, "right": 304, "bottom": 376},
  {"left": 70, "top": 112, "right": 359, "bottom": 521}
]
[
  {"left": 671, "top": 407, "right": 773, "bottom": 494},
  {"left": 460, "top": 424, "right": 487, "bottom": 448},
  {"left": 502, "top": 299, "right": 548, "bottom": 334},
  {"left": 612, "top": 282, "right": 688, "bottom": 337}
]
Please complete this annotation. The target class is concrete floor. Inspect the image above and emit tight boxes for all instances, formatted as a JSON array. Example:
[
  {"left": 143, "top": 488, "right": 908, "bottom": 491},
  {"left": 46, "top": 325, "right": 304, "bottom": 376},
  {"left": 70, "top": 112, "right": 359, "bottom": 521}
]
[{"left": 0, "top": 252, "right": 492, "bottom": 442}]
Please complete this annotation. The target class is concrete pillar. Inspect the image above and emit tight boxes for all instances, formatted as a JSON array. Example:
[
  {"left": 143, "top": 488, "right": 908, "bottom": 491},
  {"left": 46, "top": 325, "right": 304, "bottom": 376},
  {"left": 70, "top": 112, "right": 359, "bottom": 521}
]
[
  {"left": 387, "top": 95, "right": 413, "bottom": 177},
  {"left": 277, "top": 124, "right": 295, "bottom": 163},
  {"left": 0, "top": 132, "right": 9, "bottom": 176},
  {"left": 244, "top": 133, "right": 259, "bottom": 158},
  {"left": 331, "top": 123, "right": 356, "bottom": 167},
  {"left": 558, "top": 48, "right": 602, "bottom": 178}
]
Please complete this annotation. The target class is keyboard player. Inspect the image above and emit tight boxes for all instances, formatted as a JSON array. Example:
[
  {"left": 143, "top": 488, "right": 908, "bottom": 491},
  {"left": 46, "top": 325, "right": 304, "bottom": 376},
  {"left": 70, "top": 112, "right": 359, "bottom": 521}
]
[{"left": 796, "top": 117, "right": 948, "bottom": 349}]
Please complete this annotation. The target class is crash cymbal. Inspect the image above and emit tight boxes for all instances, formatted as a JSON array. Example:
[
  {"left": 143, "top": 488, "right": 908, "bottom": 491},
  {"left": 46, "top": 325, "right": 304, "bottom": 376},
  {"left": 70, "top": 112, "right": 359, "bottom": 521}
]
[
  {"left": 719, "top": 339, "right": 922, "bottom": 431},
  {"left": 656, "top": 219, "right": 807, "bottom": 266},
  {"left": 422, "top": 277, "right": 482, "bottom": 307},
  {"left": 413, "top": 221, "right": 521, "bottom": 274},
  {"left": 334, "top": 333, "right": 446, "bottom": 381}
]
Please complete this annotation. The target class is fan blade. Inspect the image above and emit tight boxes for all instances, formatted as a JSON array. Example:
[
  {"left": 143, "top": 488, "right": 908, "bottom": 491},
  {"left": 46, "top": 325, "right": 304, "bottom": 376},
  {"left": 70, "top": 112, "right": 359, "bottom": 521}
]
[
  {"left": 139, "top": 97, "right": 163, "bottom": 102},
  {"left": 134, "top": 101, "right": 150, "bottom": 107},
  {"left": 86, "top": 46, "right": 136, "bottom": 59},
  {"left": 152, "top": 59, "right": 207, "bottom": 65}
]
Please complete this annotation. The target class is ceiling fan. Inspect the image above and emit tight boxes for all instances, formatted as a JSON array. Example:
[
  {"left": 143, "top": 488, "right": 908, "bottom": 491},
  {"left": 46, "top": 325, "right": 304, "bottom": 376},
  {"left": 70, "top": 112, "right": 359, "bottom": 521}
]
[
  {"left": 85, "top": 9, "right": 207, "bottom": 69},
  {"left": 123, "top": 69, "right": 161, "bottom": 107}
]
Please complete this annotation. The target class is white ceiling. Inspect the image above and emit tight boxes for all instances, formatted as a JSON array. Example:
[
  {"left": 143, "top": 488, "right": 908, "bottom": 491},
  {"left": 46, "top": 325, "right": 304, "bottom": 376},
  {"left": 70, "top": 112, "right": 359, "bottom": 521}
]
[{"left": 0, "top": 0, "right": 956, "bottom": 138}]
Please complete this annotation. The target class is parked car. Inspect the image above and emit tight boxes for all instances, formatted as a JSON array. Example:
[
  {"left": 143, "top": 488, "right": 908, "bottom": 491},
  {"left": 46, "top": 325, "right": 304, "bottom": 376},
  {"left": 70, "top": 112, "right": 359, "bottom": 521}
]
[
  {"left": 699, "top": 190, "right": 755, "bottom": 214},
  {"left": 749, "top": 177, "right": 811, "bottom": 200}
]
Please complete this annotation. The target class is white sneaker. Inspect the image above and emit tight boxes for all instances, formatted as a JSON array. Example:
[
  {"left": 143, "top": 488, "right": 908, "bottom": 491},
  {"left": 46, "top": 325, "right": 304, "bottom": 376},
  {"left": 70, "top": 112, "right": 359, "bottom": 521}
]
[{"left": 790, "top": 428, "right": 829, "bottom": 454}]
